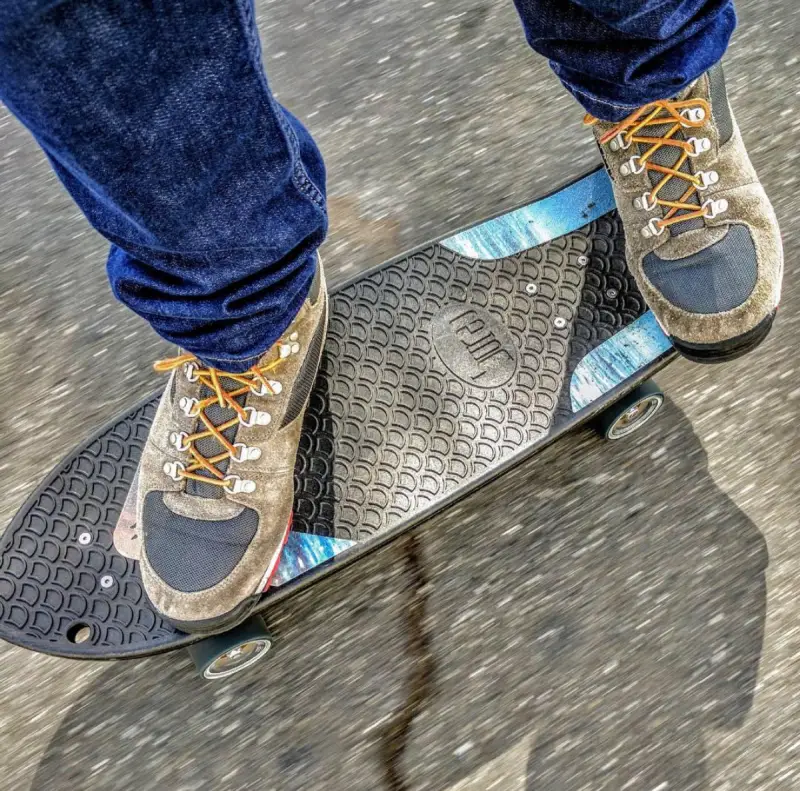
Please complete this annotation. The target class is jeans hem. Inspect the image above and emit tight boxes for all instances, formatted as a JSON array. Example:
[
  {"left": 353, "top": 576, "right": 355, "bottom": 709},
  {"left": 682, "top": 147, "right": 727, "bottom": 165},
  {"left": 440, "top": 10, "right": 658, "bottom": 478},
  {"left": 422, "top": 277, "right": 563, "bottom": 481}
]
[
  {"left": 193, "top": 351, "right": 270, "bottom": 374},
  {"left": 560, "top": 80, "right": 649, "bottom": 123},
  {"left": 187, "top": 257, "right": 316, "bottom": 374},
  {"left": 557, "top": 70, "right": 712, "bottom": 123}
]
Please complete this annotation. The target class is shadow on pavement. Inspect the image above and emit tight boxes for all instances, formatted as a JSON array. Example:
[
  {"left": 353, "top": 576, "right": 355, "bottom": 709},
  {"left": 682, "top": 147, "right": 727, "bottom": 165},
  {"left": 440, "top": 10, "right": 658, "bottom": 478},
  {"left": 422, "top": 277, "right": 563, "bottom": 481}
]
[{"left": 30, "top": 398, "right": 767, "bottom": 791}]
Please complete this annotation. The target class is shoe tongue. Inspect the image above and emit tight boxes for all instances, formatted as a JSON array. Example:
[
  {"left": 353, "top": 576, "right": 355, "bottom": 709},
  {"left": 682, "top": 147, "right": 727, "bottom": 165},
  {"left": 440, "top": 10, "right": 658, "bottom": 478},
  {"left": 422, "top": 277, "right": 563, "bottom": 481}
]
[
  {"left": 638, "top": 89, "right": 704, "bottom": 236},
  {"left": 186, "top": 375, "right": 249, "bottom": 500}
]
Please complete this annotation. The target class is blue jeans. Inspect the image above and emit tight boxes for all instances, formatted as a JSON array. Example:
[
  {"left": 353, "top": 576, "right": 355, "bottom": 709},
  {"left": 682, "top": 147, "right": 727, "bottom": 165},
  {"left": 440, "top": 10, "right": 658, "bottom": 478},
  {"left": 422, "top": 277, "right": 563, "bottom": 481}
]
[{"left": 0, "top": 0, "right": 735, "bottom": 372}]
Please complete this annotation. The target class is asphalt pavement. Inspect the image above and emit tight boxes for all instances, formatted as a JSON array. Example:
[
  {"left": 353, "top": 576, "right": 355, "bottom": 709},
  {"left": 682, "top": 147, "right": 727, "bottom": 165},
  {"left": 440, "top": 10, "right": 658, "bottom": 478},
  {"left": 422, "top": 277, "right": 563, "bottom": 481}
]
[{"left": 1, "top": 1, "right": 798, "bottom": 789}]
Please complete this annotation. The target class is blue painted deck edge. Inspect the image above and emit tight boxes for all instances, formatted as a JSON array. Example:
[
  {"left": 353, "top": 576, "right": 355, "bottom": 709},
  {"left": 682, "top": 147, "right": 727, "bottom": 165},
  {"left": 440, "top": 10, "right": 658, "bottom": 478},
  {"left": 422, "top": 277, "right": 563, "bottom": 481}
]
[
  {"left": 440, "top": 169, "right": 615, "bottom": 260},
  {"left": 271, "top": 532, "right": 357, "bottom": 587},
  {"left": 569, "top": 312, "right": 673, "bottom": 412}
]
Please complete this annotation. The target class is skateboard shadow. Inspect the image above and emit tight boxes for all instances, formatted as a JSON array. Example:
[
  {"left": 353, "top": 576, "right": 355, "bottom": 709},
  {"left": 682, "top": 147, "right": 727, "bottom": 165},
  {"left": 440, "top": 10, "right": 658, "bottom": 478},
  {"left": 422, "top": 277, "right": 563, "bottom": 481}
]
[{"left": 29, "top": 397, "right": 767, "bottom": 791}]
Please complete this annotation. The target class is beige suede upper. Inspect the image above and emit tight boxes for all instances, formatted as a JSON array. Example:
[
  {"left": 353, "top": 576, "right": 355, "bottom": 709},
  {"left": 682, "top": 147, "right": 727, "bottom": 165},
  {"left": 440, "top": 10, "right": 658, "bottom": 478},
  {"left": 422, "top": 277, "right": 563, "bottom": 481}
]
[
  {"left": 592, "top": 70, "right": 783, "bottom": 345},
  {"left": 137, "top": 267, "right": 328, "bottom": 626}
]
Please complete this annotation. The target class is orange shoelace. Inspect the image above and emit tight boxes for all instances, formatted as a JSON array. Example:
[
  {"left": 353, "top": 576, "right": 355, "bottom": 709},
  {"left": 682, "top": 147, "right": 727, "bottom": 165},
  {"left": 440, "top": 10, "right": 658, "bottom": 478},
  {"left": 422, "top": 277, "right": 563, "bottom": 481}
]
[
  {"left": 586, "top": 97, "right": 721, "bottom": 236},
  {"left": 153, "top": 351, "right": 291, "bottom": 492}
]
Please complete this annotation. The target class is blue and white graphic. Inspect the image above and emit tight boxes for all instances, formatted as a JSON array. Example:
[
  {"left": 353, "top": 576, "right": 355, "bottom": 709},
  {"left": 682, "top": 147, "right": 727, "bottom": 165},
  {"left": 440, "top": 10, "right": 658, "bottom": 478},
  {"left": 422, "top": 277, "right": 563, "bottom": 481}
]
[
  {"left": 570, "top": 311, "right": 672, "bottom": 412},
  {"left": 440, "top": 169, "right": 614, "bottom": 260},
  {"left": 271, "top": 532, "right": 356, "bottom": 587}
]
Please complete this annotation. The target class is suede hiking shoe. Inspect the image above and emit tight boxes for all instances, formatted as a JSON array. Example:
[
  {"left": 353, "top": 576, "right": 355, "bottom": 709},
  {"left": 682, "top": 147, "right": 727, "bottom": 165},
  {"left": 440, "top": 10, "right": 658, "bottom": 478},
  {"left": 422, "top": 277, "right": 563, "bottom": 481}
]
[
  {"left": 588, "top": 64, "right": 783, "bottom": 363},
  {"left": 137, "top": 263, "right": 327, "bottom": 634}
]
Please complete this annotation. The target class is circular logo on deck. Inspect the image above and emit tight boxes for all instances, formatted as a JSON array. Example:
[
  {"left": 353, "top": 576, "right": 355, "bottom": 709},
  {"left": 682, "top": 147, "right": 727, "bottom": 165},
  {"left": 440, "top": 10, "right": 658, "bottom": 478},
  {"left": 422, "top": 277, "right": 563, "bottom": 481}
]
[{"left": 432, "top": 305, "right": 518, "bottom": 388}]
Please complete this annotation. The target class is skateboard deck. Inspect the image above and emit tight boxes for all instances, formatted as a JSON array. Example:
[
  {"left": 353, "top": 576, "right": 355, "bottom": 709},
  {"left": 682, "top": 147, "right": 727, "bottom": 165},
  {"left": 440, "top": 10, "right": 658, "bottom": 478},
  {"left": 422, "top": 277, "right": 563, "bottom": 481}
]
[{"left": 0, "top": 169, "right": 675, "bottom": 659}]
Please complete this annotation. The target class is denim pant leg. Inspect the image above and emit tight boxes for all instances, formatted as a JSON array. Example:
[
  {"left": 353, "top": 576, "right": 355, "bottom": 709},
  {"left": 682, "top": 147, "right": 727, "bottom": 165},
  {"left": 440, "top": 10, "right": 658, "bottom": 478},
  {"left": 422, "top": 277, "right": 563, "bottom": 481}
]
[
  {"left": 0, "top": 0, "right": 326, "bottom": 373},
  {"left": 512, "top": 0, "right": 737, "bottom": 121}
]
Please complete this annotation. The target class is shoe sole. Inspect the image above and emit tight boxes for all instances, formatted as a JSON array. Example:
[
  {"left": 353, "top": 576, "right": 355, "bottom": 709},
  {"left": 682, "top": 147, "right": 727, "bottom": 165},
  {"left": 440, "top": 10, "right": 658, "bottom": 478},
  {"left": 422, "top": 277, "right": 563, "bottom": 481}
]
[{"left": 670, "top": 310, "right": 776, "bottom": 364}]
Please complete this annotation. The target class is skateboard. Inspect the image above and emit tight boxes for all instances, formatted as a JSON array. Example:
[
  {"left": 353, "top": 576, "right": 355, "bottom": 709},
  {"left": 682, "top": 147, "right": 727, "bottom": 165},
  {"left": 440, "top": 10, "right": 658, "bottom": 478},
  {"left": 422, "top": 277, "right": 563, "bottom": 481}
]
[{"left": 0, "top": 168, "right": 675, "bottom": 680}]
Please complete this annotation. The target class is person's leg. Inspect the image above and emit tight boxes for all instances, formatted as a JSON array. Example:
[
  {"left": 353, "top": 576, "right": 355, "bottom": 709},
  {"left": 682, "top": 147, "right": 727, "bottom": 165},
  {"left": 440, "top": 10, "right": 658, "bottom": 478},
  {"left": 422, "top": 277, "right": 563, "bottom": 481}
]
[
  {"left": 0, "top": 0, "right": 326, "bottom": 372},
  {"left": 512, "top": 0, "right": 736, "bottom": 121},
  {"left": 512, "top": 0, "right": 783, "bottom": 361},
  {"left": 0, "top": 0, "right": 330, "bottom": 632}
]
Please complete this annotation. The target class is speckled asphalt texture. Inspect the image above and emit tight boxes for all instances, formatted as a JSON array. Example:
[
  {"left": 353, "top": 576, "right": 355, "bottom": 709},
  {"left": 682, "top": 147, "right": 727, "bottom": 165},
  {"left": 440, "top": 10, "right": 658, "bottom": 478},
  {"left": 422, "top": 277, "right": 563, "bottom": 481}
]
[{"left": 1, "top": 1, "right": 798, "bottom": 789}]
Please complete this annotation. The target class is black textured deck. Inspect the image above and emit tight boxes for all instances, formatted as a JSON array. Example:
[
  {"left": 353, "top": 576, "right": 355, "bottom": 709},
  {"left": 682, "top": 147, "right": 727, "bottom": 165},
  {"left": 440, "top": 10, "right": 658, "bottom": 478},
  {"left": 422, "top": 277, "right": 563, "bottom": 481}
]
[
  {"left": 0, "top": 208, "right": 653, "bottom": 658},
  {"left": 555, "top": 212, "right": 646, "bottom": 419},
  {"left": 296, "top": 239, "right": 586, "bottom": 540}
]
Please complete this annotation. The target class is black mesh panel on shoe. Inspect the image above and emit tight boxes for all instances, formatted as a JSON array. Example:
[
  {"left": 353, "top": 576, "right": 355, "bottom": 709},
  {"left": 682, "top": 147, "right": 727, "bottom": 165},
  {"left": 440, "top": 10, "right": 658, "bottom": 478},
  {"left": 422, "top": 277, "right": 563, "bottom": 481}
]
[
  {"left": 642, "top": 224, "right": 757, "bottom": 314},
  {"left": 308, "top": 262, "right": 321, "bottom": 303},
  {"left": 143, "top": 491, "right": 258, "bottom": 593},
  {"left": 707, "top": 64, "right": 733, "bottom": 145},
  {"left": 281, "top": 301, "right": 327, "bottom": 428}
]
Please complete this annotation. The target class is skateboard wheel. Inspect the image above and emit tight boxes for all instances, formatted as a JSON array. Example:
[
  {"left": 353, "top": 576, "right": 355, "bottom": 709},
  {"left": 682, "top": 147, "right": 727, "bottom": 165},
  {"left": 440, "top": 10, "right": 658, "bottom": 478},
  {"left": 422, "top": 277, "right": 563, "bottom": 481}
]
[
  {"left": 595, "top": 380, "right": 665, "bottom": 440},
  {"left": 187, "top": 614, "right": 273, "bottom": 680}
]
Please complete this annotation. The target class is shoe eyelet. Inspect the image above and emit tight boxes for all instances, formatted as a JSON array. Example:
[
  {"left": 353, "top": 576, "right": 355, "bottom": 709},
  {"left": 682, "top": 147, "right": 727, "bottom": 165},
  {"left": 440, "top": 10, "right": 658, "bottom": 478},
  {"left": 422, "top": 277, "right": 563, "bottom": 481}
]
[
  {"left": 687, "top": 137, "right": 711, "bottom": 157},
  {"left": 620, "top": 156, "right": 644, "bottom": 176},
  {"left": 163, "top": 461, "right": 185, "bottom": 481},
  {"left": 224, "top": 475, "right": 256, "bottom": 495},
  {"left": 609, "top": 133, "right": 632, "bottom": 152},
  {"left": 184, "top": 362, "right": 199, "bottom": 382},
  {"left": 178, "top": 396, "right": 200, "bottom": 417},
  {"left": 633, "top": 192, "right": 656, "bottom": 212},
  {"left": 697, "top": 170, "right": 720, "bottom": 191},
  {"left": 680, "top": 107, "right": 706, "bottom": 124},
  {"left": 232, "top": 443, "right": 262, "bottom": 463},
  {"left": 249, "top": 379, "right": 283, "bottom": 397},
  {"left": 278, "top": 341, "right": 301, "bottom": 358},
  {"left": 702, "top": 198, "right": 728, "bottom": 219},
  {"left": 641, "top": 217, "right": 666, "bottom": 239},
  {"left": 240, "top": 406, "right": 271, "bottom": 427},
  {"left": 169, "top": 431, "right": 190, "bottom": 452}
]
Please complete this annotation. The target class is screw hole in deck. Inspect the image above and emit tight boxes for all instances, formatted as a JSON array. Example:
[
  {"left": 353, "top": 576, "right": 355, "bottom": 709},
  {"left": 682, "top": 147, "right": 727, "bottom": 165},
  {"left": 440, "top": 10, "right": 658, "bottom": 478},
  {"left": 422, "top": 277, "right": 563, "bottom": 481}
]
[{"left": 66, "top": 623, "right": 92, "bottom": 644}]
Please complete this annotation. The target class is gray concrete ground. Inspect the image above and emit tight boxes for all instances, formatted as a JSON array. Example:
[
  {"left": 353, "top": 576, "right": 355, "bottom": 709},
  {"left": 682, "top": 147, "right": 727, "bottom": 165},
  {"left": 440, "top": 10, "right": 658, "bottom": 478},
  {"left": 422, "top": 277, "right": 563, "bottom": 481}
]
[{"left": 1, "top": 1, "right": 798, "bottom": 789}]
